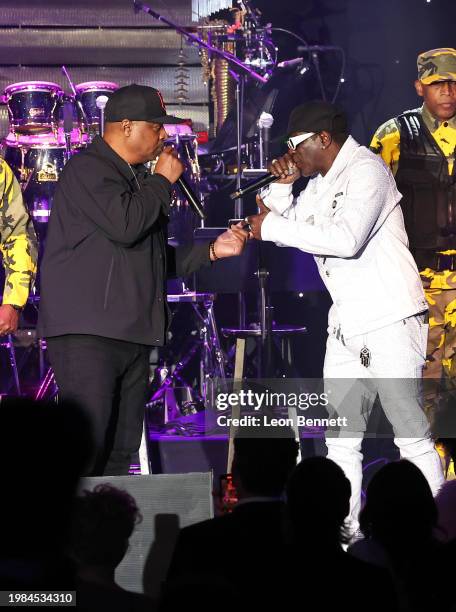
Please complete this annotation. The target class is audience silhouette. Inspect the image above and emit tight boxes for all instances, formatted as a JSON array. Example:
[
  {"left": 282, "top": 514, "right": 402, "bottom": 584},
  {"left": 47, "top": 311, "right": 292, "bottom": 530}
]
[
  {"left": 0, "top": 397, "right": 92, "bottom": 590},
  {"left": 70, "top": 483, "right": 154, "bottom": 611},
  {"left": 283, "top": 457, "right": 398, "bottom": 611},
  {"left": 0, "top": 396, "right": 454, "bottom": 611},
  {"left": 350, "top": 459, "right": 453, "bottom": 611},
  {"left": 165, "top": 426, "right": 299, "bottom": 606}
]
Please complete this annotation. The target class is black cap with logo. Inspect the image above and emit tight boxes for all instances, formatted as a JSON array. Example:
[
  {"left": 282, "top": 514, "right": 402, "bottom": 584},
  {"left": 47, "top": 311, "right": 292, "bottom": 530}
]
[
  {"left": 105, "top": 84, "right": 184, "bottom": 124},
  {"left": 287, "top": 101, "right": 348, "bottom": 136}
]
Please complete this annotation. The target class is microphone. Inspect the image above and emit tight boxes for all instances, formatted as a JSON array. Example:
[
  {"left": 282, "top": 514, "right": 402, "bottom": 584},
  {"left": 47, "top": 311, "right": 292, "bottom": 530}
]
[
  {"left": 177, "top": 177, "right": 206, "bottom": 220},
  {"left": 96, "top": 95, "right": 109, "bottom": 137},
  {"left": 257, "top": 111, "right": 274, "bottom": 167},
  {"left": 277, "top": 57, "right": 304, "bottom": 69},
  {"left": 96, "top": 95, "right": 109, "bottom": 110},
  {"left": 229, "top": 173, "right": 278, "bottom": 200}
]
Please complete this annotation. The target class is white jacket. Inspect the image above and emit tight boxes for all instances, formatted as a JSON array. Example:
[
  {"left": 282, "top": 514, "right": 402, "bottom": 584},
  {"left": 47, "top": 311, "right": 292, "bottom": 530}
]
[{"left": 261, "top": 136, "right": 427, "bottom": 339}]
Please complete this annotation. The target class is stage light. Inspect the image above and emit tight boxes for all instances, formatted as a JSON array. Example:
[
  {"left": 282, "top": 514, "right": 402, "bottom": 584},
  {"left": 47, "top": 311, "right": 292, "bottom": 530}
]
[
  {"left": 298, "top": 292, "right": 304, "bottom": 298},
  {"left": 340, "top": 77, "right": 345, "bottom": 83}
]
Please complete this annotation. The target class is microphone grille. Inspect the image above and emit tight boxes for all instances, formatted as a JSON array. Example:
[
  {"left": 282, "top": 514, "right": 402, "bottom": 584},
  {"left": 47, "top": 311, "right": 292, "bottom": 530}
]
[{"left": 96, "top": 95, "right": 109, "bottom": 110}]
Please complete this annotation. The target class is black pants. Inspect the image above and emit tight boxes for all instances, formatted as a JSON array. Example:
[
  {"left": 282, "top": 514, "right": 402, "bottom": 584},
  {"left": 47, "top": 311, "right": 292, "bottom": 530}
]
[{"left": 46, "top": 334, "right": 150, "bottom": 476}]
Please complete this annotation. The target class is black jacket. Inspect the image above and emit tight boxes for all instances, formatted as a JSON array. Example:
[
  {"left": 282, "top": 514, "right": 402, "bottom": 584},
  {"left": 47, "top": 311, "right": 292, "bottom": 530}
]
[{"left": 37, "top": 136, "right": 210, "bottom": 345}]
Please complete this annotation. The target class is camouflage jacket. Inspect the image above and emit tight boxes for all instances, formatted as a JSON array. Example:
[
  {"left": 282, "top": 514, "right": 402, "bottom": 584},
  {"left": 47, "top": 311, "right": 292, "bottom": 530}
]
[{"left": 0, "top": 159, "right": 38, "bottom": 308}]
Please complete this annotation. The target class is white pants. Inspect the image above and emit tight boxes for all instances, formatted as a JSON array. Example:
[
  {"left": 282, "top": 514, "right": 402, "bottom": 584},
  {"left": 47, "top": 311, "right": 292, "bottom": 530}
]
[{"left": 323, "top": 314, "right": 444, "bottom": 534}]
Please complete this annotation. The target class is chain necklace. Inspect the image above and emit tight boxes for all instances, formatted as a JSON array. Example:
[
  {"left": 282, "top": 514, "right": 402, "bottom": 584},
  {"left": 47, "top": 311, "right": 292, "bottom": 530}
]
[{"left": 127, "top": 163, "right": 141, "bottom": 192}]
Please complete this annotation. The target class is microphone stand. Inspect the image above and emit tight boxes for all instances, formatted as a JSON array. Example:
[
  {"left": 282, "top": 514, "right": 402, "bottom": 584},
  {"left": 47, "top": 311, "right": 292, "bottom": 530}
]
[
  {"left": 61, "top": 65, "right": 92, "bottom": 142},
  {"left": 133, "top": 0, "right": 270, "bottom": 331}
]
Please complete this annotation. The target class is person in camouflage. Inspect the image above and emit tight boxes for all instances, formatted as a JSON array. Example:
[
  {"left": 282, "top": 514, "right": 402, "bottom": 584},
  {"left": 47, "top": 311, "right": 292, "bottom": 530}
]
[
  {"left": 0, "top": 157, "right": 37, "bottom": 335},
  {"left": 370, "top": 49, "right": 456, "bottom": 412}
]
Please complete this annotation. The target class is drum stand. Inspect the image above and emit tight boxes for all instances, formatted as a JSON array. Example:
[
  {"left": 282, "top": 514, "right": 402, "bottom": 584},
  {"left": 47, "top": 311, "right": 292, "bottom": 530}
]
[
  {"left": 147, "top": 292, "right": 226, "bottom": 424},
  {"left": 0, "top": 334, "right": 21, "bottom": 395}
]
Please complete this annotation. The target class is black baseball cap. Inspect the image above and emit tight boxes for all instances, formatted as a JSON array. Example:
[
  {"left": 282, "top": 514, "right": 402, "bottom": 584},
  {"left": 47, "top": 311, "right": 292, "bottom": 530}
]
[
  {"left": 287, "top": 101, "right": 348, "bottom": 136},
  {"left": 105, "top": 84, "right": 184, "bottom": 124}
]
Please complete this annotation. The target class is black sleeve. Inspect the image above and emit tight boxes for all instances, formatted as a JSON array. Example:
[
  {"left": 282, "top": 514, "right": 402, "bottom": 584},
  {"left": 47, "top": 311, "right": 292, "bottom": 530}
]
[
  {"left": 166, "top": 241, "right": 212, "bottom": 279},
  {"left": 60, "top": 156, "right": 172, "bottom": 246}
]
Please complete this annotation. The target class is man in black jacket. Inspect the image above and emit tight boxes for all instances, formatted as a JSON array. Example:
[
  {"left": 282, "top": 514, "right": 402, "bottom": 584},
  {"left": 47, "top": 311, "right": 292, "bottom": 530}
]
[{"left": 38, "top": 84, "right": 247, "bottom": 475}]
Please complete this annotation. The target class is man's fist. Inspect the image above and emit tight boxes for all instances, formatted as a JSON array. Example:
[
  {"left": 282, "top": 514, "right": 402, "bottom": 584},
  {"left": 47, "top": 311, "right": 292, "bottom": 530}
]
[
  {"left": 211, "top": 223, "right": 249, "bottom": 260},
  {"left": 245, "top": 194, "right": 270, "bottom": 240},
  {"left": 0, "top": 305, "right": 19, "bottom": 336},
  {"left": 154, "top": 146, "right": 185, "bottom": 184},
  {"left": 268, "top": 152, "right": 300, "bottom": 184}
]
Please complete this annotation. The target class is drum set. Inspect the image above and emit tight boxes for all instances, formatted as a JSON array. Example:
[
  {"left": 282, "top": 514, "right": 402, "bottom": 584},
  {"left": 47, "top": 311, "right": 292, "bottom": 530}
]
[
  {"left": 1, "top": 80, "right": 118, "bottom": 229},
  {"left": 0, "top": 78, "right": 213, "bottom": 412},
  {"left": 1, "top": 79, "right": 203, "bottom": 244}
]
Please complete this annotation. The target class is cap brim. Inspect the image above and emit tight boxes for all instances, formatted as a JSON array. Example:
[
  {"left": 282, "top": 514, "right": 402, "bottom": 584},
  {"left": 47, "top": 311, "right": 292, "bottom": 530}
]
[
  {"left": 421, "top": 73, "right": 456, "bottom": 85},
  {"left": 150, "top": 115, "right": 186, "bottom": 124}
]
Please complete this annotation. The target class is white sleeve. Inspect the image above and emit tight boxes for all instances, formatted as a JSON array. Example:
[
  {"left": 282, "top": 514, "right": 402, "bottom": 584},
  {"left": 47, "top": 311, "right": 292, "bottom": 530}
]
[
  {"left": 259, "top": 182, "right": 299, "bottom": 247},
  {"left": 261, "top": 160, "right": 398, "bottom": 258},
  {"left": 260, "top": 182, "right": 295, "bottom": 216}
]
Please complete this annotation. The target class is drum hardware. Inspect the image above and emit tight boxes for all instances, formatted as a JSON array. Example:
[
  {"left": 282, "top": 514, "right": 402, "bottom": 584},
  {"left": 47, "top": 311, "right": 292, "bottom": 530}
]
[
  {"left": 62, "top": 99, "right": 76, "bottom": 162},
  {"left": 0, "top": 334, "right": 22, "bottom": 395},
  {"left": 146, "top": 292, "right": 226, "bottom": 427},
  {"left": 61, "top": 65, "right": 91, "bottom": 140}
]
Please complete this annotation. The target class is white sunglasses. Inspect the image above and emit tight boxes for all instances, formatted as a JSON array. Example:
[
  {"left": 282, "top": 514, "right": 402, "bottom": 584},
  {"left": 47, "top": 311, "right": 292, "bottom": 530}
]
[{"left": 287, "top": 132, "right": 316, "bottom": 150}]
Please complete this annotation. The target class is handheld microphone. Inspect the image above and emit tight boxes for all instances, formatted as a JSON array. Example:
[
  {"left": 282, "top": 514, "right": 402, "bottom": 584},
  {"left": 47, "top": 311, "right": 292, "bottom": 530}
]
[
  {"left": 229, "top": 173, "right": 278, "bottom": 200},
  {"left": 177, "top": 177, "right": 205, "bottom": 220}
]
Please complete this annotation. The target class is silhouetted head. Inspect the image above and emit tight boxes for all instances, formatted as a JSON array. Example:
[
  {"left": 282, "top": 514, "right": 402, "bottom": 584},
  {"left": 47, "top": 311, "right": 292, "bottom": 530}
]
[
  {"left": 232, "top": 426, "right": 299, "bottom": 498},
  {"left": 359, "top": 460, "right": 438, "bottom": 550},
  {"left": 0, "top": 397, "right": 92, "bottom": 556},
  {"left": 286, "top": 457, "right": 351, "bottom": 546},
  {"left": 70, "top": 484, "right": 142, "bottom": 570}
]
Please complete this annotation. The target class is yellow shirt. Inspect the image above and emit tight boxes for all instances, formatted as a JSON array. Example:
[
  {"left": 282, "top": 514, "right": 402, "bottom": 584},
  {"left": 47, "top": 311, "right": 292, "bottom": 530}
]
[
  {"left": 370, "top": 106, "right": 456, "bottom": 286},
  {"left": 0, "top": 159, "right": 38, "bottom": 308}
]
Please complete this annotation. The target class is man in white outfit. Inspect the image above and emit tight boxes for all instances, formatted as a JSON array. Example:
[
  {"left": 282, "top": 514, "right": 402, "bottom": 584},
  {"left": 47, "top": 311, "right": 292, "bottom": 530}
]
[{"left": 246, "top": 101, "right": 444, "bottom": 533}]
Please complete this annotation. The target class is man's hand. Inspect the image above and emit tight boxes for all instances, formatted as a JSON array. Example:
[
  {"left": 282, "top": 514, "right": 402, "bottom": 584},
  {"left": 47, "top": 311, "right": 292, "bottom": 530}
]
[
  {"left": 211, "top": 222, "right": 249, "bottom": 260},
  {"left": 245, "top": 195, "right": 270, "bottom": 240},
  {"left": 154, "top": 146, "right": 185, "bottom": 184},
  {"left": 268, "top": 152, "right": 300, "bottom": 184},
  {"left": 0, "top": 305, "right": 19, "bottom": 336}
]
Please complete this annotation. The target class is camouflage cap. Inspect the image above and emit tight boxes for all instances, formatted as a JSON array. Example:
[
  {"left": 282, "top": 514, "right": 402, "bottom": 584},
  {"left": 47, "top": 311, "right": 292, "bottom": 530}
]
[{"left": 417, "top": 47, "right": 456, "bottom": 84}]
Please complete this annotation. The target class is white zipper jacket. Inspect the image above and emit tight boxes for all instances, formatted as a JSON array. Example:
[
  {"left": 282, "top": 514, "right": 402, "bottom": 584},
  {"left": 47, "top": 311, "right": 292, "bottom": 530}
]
[{"left": 260, "top": 136, "right": 428, "bottom": 339}]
